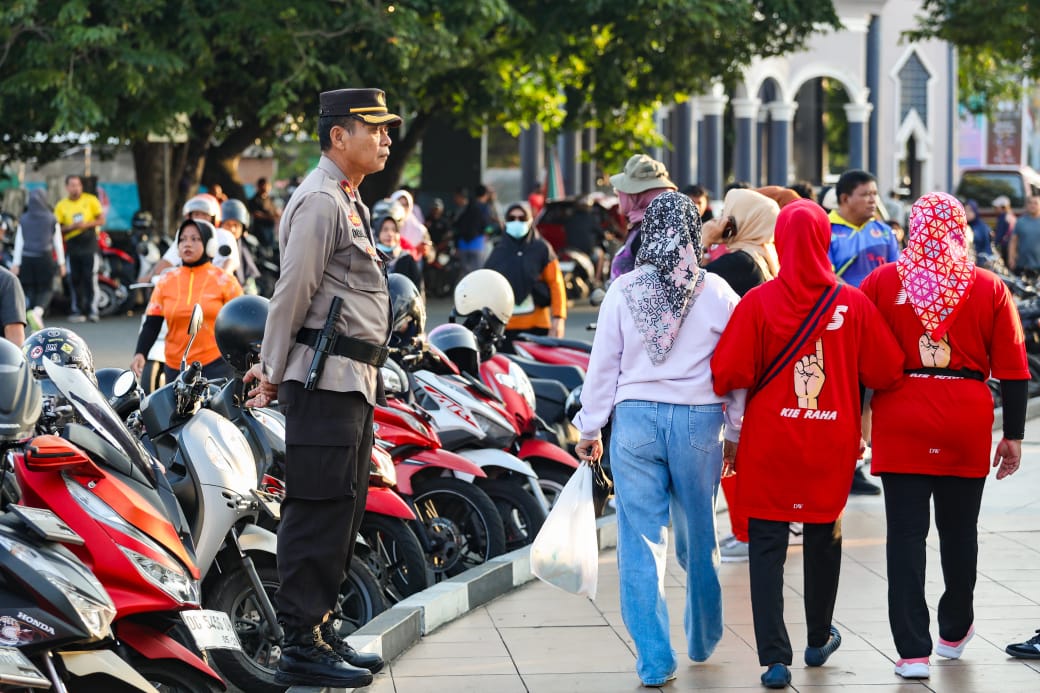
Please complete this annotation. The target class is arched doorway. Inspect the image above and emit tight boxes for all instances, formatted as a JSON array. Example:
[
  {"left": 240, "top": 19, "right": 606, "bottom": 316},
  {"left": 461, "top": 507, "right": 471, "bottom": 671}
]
[{"left": 793, "top": 77, "right": 851, "bottom": 185}]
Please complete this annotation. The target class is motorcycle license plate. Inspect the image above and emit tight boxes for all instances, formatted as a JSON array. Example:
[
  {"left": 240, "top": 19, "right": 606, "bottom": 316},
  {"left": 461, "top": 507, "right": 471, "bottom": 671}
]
[
  {"left": 0, "top": 647, "right": 49, "bottom": 688},
  {"left": 181, "top": 610, "right": 242, "bottom": 651}
]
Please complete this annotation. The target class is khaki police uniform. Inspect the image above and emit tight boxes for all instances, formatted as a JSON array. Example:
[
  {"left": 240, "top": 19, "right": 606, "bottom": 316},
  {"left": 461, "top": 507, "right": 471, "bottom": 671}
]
[{"left": 260, "top": 153, "right": 391, "bottom": 629}]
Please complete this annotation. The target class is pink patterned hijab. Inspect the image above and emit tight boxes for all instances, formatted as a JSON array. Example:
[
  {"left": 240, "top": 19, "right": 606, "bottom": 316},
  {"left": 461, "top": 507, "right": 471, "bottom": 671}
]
[
  {"left": 897, "top": 192, "right": 975, "bottom": 341},
  {"left": 620, "top": 191, "right": 705, "bottom": 365}
]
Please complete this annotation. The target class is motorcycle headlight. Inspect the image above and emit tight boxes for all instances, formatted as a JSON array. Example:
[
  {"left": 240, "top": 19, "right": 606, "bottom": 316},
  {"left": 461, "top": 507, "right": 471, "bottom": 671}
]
[
  {"left": 43, "top": 573, "right": 115, "bottom": 639},
  {"left": 507, "top": 361, "right": 537, "bottom": 411},
  {"left": 120, "top": 547, "right": 200, "bottom": 605},
  {"left": 371, "top": 446, "right": 396, "bottom": 487}
]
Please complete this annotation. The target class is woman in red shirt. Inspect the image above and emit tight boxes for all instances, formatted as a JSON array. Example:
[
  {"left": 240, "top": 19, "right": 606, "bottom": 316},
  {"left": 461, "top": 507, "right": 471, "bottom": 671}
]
[
  {"left": 711, "top": 200, "right": 903, "bottom": 689},
  {"left": 859, "top": 192, "right": 1028, "bottom": 680}
]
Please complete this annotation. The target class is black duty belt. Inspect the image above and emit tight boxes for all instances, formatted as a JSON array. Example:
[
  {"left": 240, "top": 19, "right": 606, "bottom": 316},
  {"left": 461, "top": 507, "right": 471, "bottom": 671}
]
[
  {"left": 296, "top": 328, "right": 389, "bottom": 368},
  {"left": 905, "top": 367, "right": 986, "bottom": 382}
]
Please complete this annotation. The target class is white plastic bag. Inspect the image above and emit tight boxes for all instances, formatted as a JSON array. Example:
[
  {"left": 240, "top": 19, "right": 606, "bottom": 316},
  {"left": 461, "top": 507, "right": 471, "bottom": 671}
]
[{"left": 530, "top": 462, "right": 599, "bottom": 598}]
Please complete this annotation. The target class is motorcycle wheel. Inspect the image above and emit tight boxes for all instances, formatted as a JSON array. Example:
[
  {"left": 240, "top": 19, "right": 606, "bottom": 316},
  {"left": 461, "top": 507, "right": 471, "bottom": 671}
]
[
  {"left": 357, "top": 514, "right": 430, "bottom": 602},
  {"left": 129, "top": 659, "right": 224, "bottom": 693},
  {"left": 530, "top": 462, "right": 574, "bottom": 508},
  {"left": 206, "top": 556, "right": 387, "bottom": 693},
  {"left": 140, "top": 359, "right": 166, "bottom": 395},
  {"left": 96, "top": 281, "right": 129, "bottom": 317},
  {"left": 476, "top": 477, "right": 547, "bottom": 551},
  {"left": 411, "top": 477, "right": 507, "bottom": 578}
]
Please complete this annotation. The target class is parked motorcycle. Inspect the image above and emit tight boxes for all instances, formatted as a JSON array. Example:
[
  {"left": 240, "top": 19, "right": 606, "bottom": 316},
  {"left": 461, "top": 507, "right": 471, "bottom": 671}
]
[{"left": 18, "top": 358, "right": 236, "bottom": 691}]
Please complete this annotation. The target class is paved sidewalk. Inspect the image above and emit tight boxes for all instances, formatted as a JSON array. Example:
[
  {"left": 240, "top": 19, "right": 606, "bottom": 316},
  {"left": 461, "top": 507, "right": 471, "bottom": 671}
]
[{"left": 365, "top": 420, "right": 1040, "bottom": 692}]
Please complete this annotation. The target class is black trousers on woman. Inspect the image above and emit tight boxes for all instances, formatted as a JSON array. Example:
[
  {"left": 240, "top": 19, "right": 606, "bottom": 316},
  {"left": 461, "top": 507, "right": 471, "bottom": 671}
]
[
  {"left": 880, "top": 473, "right": 985, "bottom": 659},
  {"left": 748, "top": 517, "right": 843, "bottom": 666}
]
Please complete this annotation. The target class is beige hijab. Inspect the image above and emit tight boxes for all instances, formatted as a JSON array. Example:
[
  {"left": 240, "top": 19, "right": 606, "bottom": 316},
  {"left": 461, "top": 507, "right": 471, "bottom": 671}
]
[{"left": 722, "top": 188, "right": 780, "bottom": 279}]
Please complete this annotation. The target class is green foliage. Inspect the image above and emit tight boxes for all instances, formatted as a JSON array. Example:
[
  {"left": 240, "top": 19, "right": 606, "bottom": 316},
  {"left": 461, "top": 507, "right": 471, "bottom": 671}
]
[
  {"left": 0, "top": 0, "right": 841, "bottom": 186},
  {"left": 907, "top": 0, "right": 1040, "bottom": 114}
]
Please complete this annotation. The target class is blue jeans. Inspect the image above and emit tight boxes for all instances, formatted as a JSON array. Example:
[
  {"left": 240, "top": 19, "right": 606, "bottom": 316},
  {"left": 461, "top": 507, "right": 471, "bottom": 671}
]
[{"left": 611, "top": 400, "right": 725, "bottom": 685}]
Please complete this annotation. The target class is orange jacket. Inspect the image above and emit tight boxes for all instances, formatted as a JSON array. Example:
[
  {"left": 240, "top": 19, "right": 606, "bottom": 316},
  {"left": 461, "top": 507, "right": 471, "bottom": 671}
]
[{"left": 147, "top": 264, "right": 242, "bottom": 368}]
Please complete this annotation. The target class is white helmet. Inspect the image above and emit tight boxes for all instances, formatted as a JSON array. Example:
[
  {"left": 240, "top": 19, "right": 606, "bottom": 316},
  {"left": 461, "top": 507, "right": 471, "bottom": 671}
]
[
  {"left": 453, "top": 269, "right": 514, "bottom": 324},
  {"left": 183, "top": 194, "right": 222, "bottom": 224}
]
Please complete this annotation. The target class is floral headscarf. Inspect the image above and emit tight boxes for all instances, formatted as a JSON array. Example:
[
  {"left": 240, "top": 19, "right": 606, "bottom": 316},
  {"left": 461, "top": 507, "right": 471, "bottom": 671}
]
[
  {"left": 621, "top": 191, "right": 705, "bottom": 365},
  {"left": 897, "top": 192, "right": 975, "bottom": 341}
]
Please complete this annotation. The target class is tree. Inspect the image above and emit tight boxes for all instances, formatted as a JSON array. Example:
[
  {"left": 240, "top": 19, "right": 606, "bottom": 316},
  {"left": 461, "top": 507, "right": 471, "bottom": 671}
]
[
  {"left": 907, "top": 0, "right": 1040, "bottom": 113},
  {"left": 1, "top": 1, "right": 841, "bottom": 222}
]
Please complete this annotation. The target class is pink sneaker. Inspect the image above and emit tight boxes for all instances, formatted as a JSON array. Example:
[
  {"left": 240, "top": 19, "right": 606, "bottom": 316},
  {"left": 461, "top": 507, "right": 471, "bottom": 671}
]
[
  {"left": 936, "top": 625, "right": 975, "bottom": 659},
  {"left": 894, "top": 657, "right": 930, "bottom": 679}
]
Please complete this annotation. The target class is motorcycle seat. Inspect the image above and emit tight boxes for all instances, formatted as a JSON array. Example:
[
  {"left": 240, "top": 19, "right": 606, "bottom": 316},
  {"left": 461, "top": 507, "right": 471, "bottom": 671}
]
[
  {"left": 503, "top": 354, "right": 585, "bottom": 392},
  {"left": 514, "top": 333, "right": 593, "bottom": 353}
]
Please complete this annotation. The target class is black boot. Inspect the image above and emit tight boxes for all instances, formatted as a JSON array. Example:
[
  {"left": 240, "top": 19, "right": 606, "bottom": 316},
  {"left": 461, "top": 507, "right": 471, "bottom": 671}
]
[
  {"left": 320, "top": 619, "right": 385, "bottom": 673},
  {"left": 850, "top": 466, "right": 881, "bottom": 496},
  {"left": 274, "top": 624, "right": 373, "bottom": 688}
]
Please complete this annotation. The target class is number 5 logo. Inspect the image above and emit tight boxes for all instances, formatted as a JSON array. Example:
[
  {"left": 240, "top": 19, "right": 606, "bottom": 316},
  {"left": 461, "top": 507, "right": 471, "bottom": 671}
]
[{"left": 826, "top": 305, "right": 848, "bottom": 331}]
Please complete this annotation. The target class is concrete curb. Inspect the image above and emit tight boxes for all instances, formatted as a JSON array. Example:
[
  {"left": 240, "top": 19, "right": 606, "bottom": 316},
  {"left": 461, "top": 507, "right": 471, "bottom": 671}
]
[{"left": 349, "top": 513, "right": 618, "bottom": 661}]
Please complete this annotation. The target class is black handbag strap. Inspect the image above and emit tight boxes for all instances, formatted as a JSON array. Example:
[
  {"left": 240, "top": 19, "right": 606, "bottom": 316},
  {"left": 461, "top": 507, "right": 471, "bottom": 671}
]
[{"left": 751, "top": 285, "right": 843, "bottom": 396}]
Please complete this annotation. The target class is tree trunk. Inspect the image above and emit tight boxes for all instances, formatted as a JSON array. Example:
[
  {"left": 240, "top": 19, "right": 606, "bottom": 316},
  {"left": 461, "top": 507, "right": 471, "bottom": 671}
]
[
  {"left": 359, "top": 110, "right": 434, "bottom": 204},
  {"left": 201, "top": 119, "right": 273, "bottom": 202},
  {"left": 131, "top": 139, "right": 191, "bottom": 239}
]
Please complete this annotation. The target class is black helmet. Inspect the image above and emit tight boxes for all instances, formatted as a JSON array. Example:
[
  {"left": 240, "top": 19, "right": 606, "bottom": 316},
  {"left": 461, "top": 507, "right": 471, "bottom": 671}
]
[
  {"left": 215, "top": 295, "right": 269, "bottom": 372},
  {"left": 388, "top": 274, "right": 425, "bottom": 347},
  {"left": 427, "top": 324, "right": 481, "bottom": 377},
  {"left": 131, "top": 210, "right": 154, "bottom": 231},
  {"left": 0, "top": 339, "right": 42, "bottom": 442},
  {"left": 22, "top": 328, "right": 96, "bottom": 386},
  {"left": 220, "top": 199, "right": 250, "bottom": 230}
]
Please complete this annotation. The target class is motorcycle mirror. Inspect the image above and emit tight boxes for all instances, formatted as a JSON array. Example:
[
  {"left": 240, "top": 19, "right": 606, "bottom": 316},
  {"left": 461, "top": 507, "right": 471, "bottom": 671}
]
[
  {"left": 589, "top": 288, "right": 606, "bottom": 306},
  {"left": 113, "top": 370, "right": 137, "bottom": 398},
  {"left": 181, "top": 304, "right": 204, "bottom": 370},
  {"left": 218, "top": 244, "right": 232, "bottom": 257}
]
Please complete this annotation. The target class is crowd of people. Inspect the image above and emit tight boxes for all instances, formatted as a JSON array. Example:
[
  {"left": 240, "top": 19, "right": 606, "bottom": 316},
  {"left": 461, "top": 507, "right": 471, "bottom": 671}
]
[
  {"left": 1, "top": 133, "right": 1038, "bottom": 689},
  {"left": 570, "top": 156, "right": 1034, "bottom": 689}
]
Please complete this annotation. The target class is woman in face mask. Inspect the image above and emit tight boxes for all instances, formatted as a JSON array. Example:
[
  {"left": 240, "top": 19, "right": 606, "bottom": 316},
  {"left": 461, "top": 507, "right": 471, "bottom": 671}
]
[
  {"left": 483, "top": 201, "right": 567, "bottom": 348},
  {"left": 377, "top": 215, "right": 424, "bottom": 293}
]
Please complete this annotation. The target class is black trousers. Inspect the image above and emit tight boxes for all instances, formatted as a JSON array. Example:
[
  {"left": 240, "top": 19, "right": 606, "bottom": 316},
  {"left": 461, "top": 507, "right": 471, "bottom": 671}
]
[
  {"left": 67, "top": 252, "right": 97, "bottom": 317},
  {"left": 880, "top": 473, "right": 985, "bottom": 659},
  {"left": 275, "top": 384, "right": 374, "bottom": 629},
  {"left": 748, "top": 517, "right": 843, "bottom": 666},
  {"left": 19, "top": 255, "right": 57, "bottom": 314}
]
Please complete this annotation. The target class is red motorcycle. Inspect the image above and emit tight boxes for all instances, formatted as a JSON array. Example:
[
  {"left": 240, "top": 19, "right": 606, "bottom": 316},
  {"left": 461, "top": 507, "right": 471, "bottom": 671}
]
[{"left": 16, "top": 360, "right": 234, "bottom": 691}]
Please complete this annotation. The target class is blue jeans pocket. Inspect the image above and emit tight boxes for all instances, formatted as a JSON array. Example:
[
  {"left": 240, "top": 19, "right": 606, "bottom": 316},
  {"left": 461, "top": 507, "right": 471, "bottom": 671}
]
[
  {"left": 687, "top": 405, "right": 724, "bottom": 453},
  {"left": 613, "top": 401, "right": 658, "bottom": 449}
]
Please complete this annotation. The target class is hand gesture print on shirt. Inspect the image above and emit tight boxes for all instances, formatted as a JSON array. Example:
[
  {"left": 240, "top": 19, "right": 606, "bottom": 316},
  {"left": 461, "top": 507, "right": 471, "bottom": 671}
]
[
  {"left": 794, "top": 339, "right": 826, "bottom": 410},
  {"left": 918, "top": 334, "right": 951, "bottom": 368}
]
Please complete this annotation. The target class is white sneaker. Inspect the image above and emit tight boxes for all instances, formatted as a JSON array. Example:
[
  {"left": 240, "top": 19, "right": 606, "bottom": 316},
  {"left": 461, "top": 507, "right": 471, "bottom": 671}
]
[
  {"left": 936, "top": 625, "right": 974, "bottom": 659},
  {"left": 720, "top": 536, "right": 749, "bottom": 562},
  {"left": 789, "top": 522, "right": 804, "bottom": 545},
  {"left": 894, "top": 657, "right": 929, "bottom": 679},
  {"left": 26, "top": 306, "right": 45, "bottom": 333}
]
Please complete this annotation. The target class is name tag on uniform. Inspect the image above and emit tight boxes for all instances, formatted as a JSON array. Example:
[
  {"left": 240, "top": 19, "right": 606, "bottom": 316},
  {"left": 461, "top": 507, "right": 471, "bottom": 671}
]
[{"left": 350, "top": 224, "right": 367, "bottom": 240}]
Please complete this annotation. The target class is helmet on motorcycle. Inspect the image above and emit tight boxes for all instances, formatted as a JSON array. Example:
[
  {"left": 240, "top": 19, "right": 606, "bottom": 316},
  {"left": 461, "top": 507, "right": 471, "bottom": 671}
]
[
  {"left": 453, "top": 269, "right": 514, "bottom": 325},
  {"left": 451, "top": 269, "right": 514, "bottom": 358},
  {"left": 131, "top": 210, "right": 154, "bottom": 231},
  {"left": 21, "top": 328, "right": 97, "bottom": 386},
  {"left": 0, "top": 339, "right": 42, "bottom": 441},
  {"left": 183, "top": 193, "right": 222, "bottom": 225},
  {"left": 220, "top": 199, "right": 250, "bottom": 230},
  {"left": 427, "top": 324, "right": 481, "bottom": 377},
  {"left": 388, "top": 274, "right": 425, "bottom": 347},
  {"left": 214, "top": 295, "right": 269, "bottom": 373}
]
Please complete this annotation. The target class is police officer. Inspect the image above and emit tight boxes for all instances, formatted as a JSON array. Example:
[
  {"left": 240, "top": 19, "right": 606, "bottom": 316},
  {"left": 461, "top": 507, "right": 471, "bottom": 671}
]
[{"left": 244, "top": 87, "right": 400, "bottom": 689}]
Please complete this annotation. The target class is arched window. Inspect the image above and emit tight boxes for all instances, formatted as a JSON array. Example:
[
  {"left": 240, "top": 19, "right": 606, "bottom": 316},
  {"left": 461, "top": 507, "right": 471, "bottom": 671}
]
[{"left": 898, "top": 51, "right": 930, "bottom": 123}]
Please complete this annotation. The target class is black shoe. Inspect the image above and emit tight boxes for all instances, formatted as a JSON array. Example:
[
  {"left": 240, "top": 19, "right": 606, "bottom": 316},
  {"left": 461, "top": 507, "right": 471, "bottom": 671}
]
[
  {"left": 805, "top": 625, "right": 842, "bottom": 666},
  {"left": 320, "top": 619, "right": 385, "bottom": 673},
  {"left": 850, "top": 467, "right": 881, "bottom": 496},
  {"left": 760, "top": 663, "right": 791, "bottom": 689},
  {"left": 1006, "top": 629, "right": 1040, "bottom": 659},
  {"left": 274, "top": 625, "right": 373, "bottom": 688}
]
